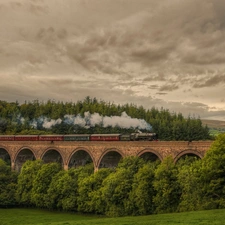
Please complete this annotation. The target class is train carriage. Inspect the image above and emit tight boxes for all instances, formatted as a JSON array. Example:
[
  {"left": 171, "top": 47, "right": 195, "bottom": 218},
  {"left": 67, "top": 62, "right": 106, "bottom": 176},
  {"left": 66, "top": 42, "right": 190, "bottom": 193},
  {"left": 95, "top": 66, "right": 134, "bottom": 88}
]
[
  {"left": 63, "top": 134, "right": 90, "bottom": 141},
  {"left": 0, "top": 135, "right": 15, "bottom": 141},
  {"left": 0, "top": 132, "right": 157, "bottom": 142},
  {"left": 90, "top": 134, "right": 120, "bottom": 141},
  {"left": 14, "top": 135, "right": 39, "bottom": 141},
  {"left": 120, "top": 134, "right": 131, "bottom": 141},
  {"left": 38, "top": 135, "right": 64, "bottom": 141}
]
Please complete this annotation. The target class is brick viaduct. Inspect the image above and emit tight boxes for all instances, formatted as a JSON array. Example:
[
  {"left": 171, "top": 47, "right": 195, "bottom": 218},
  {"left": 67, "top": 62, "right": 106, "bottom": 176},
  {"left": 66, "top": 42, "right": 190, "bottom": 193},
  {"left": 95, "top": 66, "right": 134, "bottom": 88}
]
[{"left": 0, "top": 140, "right": 213, "bottom": 171}]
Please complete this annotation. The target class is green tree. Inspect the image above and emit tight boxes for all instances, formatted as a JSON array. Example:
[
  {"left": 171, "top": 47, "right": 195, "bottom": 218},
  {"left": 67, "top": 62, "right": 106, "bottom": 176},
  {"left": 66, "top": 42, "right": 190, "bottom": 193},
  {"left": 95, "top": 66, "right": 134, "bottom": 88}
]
[
  {"left": 16, "top": 160, "right": 43, "bottom": 206},
  {"left": 0, "top": 98, "right": 211, "bottom": 139},
  {"left": 0, "top": 118, "right": 8, "bottom": 133},
  {"left": 0, "top": 159, "right": 18, "bottom": 207},
  {"left": 46, "top": 170, "right": 79, "bottom": 211},
  {"left": 100, "top": 157, "right": 144, "bottom": 216},
  {"left": 77, "top": 168, "right": 112, "bottom": 213},
  {"left": 177, "top": 159, "right": 204, "bottom": 212},
  {"left": 153, "top": 156, "right": 181, "bottom": 213},
  {"left": 31, "top": 162, "right": 61, "bottom": 208},
  {"left": 200, "top": 134, "right": 225, "bottom": 209},
  {"left": 128, "top": 162, "right": 158, "bottom": 215}
]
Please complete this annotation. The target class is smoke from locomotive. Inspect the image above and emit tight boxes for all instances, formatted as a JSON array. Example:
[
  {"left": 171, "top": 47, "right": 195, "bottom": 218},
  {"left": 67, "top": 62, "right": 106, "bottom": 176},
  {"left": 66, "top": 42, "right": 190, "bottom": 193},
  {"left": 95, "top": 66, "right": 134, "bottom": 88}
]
[{"left": 29, "top": 111, "right": 152, "bottom": 131}]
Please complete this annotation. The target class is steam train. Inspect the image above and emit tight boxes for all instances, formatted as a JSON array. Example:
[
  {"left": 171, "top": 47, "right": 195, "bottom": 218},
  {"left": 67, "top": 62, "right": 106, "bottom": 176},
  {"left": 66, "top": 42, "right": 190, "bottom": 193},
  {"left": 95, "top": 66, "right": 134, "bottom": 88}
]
[{"left": 0, "top": 132, "right": 157, "bottom": 142}]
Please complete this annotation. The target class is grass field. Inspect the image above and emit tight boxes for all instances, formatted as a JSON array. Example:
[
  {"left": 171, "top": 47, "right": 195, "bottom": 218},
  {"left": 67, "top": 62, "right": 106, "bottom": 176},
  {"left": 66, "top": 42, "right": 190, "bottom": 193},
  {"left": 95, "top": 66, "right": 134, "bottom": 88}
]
[{"left": 0, "top": 208, "right": 225, "bottom": 225}]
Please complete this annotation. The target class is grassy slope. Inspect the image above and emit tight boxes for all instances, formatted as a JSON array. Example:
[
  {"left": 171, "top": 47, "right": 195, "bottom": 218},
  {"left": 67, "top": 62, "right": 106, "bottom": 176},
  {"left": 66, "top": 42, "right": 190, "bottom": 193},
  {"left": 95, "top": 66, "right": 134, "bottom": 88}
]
[
  {"left": 0, "top": 208, "right": 225, "bottom": 225},
  {"left": 201, "top": 119, "right": 225, "bottom": 136}
]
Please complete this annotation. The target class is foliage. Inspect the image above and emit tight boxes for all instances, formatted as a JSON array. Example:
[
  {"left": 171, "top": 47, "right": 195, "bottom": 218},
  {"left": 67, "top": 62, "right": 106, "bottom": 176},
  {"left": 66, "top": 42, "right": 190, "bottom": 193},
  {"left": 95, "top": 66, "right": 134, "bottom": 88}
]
[
  {"left": 200, "top": 134, "right": 225, "bottom": 209},
  {"left": 16, "top": 160, "right": 43, "bottom": 206},
  {"left": 46, "top": 170, "right": 79, "bottom": 211},
  {"left": 99, "top": 157, "right": 145, "bottom": 216},
  {"left": 77, "top": 168, "right": 112, "bottom": 213},
  {"left": 153, "top": 156, "right": 181, "bottom": 213},
  {"left": 128, "top": 162, "right": 158, "bottom": 215},
  {"left": 0, "top": 159, "right": 18, "bottom": 207},
  {"left": 177, "top": 159, "right": 204, "bottom": 212},
  {"left": 31, "top": 162, "right": 62, "bottom": 208},
  {"left": 0, "top": 97, "right": 210, "bottom": 140},
  {"left": 46, "top": 163, "right": 95, "bottom": 211},
  {"left": 4, "top": 134, "right": 225, "bottom": 215}
]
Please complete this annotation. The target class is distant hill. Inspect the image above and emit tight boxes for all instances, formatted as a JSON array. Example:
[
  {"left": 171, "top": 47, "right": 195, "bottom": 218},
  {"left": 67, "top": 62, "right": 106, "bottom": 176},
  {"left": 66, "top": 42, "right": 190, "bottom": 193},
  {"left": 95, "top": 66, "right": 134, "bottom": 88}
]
[
  {"left": 201, "top": 119, "right": 225, "bottom": 129},
  {"left": 201, "top": 119, "right": 225, "bottom": 136}
]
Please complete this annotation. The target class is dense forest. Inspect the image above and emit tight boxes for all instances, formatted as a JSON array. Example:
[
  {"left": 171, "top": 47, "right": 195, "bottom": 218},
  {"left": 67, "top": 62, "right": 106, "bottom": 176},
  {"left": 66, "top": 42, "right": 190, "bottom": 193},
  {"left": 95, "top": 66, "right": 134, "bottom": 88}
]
[
  {"left": 0, "top": 97, "right": 224, "bottom": 216},
  {"left": 0, "top": 96, "right": 210, "bottom": 140},
  {"left": 1, "top": 133, "right": 225, "bottom": 216}
]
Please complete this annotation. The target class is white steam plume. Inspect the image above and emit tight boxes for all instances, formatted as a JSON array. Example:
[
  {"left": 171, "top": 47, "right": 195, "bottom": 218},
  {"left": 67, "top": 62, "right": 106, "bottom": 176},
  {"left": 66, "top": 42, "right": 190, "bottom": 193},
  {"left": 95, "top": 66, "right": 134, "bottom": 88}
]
[
  {"left": 64, "top": 111, "right": 152, "bottom": 130},
  {"left": 28, "top": 111, "right": 152, "bottom": 130},
  {"left": 42, "top": 118, "right": 62, "bottom": 129}
]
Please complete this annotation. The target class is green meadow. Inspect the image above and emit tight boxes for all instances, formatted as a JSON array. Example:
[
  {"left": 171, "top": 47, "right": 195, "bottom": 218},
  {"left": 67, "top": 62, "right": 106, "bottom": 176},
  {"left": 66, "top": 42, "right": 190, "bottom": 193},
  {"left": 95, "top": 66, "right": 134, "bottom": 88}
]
[{"left": 0, "top": 208, "right": 225, "bottom": 225}]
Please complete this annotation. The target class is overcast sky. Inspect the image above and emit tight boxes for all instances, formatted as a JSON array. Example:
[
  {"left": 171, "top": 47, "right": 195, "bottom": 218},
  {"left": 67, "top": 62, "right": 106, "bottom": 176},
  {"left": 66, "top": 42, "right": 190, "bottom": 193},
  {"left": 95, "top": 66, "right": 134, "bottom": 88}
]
[{"left": 1, "top": 0, "right": 225, "bottom": 121}]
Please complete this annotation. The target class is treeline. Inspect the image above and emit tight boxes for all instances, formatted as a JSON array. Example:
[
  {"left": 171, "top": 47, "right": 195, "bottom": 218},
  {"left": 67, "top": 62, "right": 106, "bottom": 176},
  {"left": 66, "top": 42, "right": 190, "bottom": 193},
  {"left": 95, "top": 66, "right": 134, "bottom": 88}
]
[
  {"left": 0, "top": 96, "right": 210, "bottom": 140},
  {"left": 1, "top": 134, "right": 225, "bottom": 215}
]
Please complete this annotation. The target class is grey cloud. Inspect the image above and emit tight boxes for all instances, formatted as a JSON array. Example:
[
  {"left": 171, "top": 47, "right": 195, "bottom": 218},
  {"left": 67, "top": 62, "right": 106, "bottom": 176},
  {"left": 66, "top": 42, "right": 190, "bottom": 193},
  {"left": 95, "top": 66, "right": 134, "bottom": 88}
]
[
  {"left": 36, "top": 27, "right": 68, "bottom": 42},
  {"left": 156, "top": 92, "right": 167, "bottom": 96},
  {"left": 63, "top": 0, "right": 225, "bottom": 75},
  {"left": 149, "top": 85, "right": 159, "bottom": 89},
  {"left": 131, "top": 43, "right": 174, "bottom": 65},
  {"left": 159, "top": 83, "right": 179, "bottom": 92},
  {"left": 1, "top": 0, "right": 225, "bottom": 121},
  {"left": 143, "top": 73, "right": 166, "bottom": 82},
  {"left": 193, "top": 74, "right": 225, "bottom": 88},
  {"left": 6, "top": 0, "right": 48, "bottom": 14},
  {"left": 182, "top": 50, "right": 225, "bottom": 65},
  {"left": 39, "top": 78, "right": 75, "bottom": 86}
]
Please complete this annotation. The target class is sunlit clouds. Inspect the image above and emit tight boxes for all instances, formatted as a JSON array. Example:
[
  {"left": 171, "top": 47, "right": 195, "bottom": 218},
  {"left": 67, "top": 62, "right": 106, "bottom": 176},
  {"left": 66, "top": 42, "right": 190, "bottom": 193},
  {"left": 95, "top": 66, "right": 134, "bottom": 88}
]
[{"left": 0, "top": 0, "right": 225, "bottom": 120}]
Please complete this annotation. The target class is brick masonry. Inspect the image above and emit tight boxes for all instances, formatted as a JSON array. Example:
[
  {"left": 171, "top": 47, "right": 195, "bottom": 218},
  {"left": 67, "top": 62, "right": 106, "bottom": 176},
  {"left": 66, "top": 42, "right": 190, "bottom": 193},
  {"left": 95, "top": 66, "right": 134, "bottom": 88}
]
[{"left": 0, "top": 140, "right": 213, "bottom": 171}]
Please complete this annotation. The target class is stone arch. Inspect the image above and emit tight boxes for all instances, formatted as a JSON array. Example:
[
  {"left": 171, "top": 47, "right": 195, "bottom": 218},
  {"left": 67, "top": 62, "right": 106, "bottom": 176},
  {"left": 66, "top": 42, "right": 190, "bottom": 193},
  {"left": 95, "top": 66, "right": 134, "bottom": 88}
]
[
  {"left": 68, "top": 147, "right": 94, "bottom": 169},
  {"left": 174, "top": 149, "right": 203, "bottom": 163},
  {"left": 41, "top": 148, "right": 64, "bottom": 165},
  {"left": 0, "top": 146, "right": 11, "bottom": 166},
  {"left": 14, "top": 147, "right": 36, "bottom": 172},
  {"left": 97, "top": 148, "right": 124, "bottom": 169},
  {"left": 137, "top": 148, "right": 163, "bottom": 162}
]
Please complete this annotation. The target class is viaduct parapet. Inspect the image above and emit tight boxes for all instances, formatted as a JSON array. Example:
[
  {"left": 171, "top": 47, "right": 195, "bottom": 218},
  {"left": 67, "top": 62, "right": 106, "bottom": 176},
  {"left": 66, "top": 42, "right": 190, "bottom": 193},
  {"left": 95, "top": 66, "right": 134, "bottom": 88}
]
[{"left": 0, "top": 141, "right": 213, "bottom": 171}]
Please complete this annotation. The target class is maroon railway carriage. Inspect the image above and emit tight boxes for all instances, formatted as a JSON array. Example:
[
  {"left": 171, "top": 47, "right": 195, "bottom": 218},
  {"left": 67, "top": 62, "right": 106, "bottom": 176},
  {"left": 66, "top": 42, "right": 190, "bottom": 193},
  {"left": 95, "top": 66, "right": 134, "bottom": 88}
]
[
  {"left": 90, "top": 134, "right": 120, "bottom": 141},
  {"left": 0, "top": 135, "right": 15, "bottom": 141},
  {"left": 38, "top": 135, "right": 64, "bottom": 141},
  {"left": 14, "top": 135, "right": 39, "bottom": 141}
]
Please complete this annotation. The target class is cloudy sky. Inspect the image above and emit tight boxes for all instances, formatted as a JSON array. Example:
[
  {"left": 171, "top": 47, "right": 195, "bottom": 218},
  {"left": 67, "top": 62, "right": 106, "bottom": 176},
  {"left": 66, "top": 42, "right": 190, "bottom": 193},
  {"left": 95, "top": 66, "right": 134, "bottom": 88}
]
[{"left": 1, "top": 0, "right": 225, "bottom": 121}]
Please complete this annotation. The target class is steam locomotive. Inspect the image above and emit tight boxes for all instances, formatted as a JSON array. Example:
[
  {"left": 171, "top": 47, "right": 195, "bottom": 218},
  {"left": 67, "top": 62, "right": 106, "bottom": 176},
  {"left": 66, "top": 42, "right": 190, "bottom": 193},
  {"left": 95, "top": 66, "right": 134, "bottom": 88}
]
[{"left": 0, "top": 132, "right": 157, "bottom": 142}]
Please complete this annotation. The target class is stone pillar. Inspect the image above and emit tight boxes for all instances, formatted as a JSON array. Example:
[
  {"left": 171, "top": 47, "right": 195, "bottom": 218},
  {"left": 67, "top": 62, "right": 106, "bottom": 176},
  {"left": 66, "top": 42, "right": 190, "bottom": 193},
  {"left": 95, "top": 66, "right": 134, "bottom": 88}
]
[
  {"left": 94, "top": 166, "right": 98, "bottom": 173},
  {"left": 11, "top": 161, "right": 15, "bottom": 170},
  {"left": 63, "top": 164, "right": 68, "bottom": 170}
]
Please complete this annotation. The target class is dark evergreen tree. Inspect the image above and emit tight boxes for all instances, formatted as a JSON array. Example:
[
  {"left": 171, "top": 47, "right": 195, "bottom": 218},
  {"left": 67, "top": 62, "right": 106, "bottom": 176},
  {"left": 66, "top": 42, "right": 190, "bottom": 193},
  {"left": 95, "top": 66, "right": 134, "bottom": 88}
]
[{"left": 0, "top": 159, "right": 18, "bottom": 207}]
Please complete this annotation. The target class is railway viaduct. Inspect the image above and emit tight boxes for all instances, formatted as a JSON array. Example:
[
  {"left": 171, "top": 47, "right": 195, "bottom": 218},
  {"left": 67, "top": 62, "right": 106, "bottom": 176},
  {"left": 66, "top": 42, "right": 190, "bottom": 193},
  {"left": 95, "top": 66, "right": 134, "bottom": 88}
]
[{"left": 0, "top": 140, "right": 213, "bottom": 171}]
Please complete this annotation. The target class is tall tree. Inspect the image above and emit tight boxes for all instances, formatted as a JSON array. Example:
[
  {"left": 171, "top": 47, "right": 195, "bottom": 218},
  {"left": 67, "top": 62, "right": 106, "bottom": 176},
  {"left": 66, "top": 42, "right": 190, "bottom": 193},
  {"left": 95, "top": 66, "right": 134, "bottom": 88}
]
[
  {"left": 77, "top": 168, "right": 112, "bottom": 213},
  {"left": 153, "top": 156, "right": 181, "bottom": 213},
  {"left": 100, "top": 157, "right": 144, "bottom": 216},
  {"left": 0, "top": 159, "right": 18, "bottom": 207},
  {"left": 46, "top": 170, "right": 79, "bottom": 211},
  {"left": 177, "top": 159, "right": 204, "bottom": 212},
  {"left": 200, "top": 133, "right": 225, "bottom": 209},
  {"left": 16, "top": 160, "right": 43, "bottom": 206},
  {"left": 128, "top": 162, "right": 158, "bottom": 215},
  {"left": 31, "top": 162, "right": 61, "bottom": 208}
]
